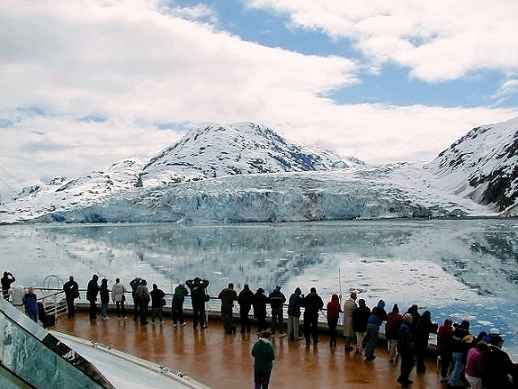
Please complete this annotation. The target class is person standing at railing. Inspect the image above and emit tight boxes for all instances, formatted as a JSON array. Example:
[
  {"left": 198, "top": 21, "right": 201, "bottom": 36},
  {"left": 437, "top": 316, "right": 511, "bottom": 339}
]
[
  {"left": 287, "top": 288, "right": 304, "bottom": 342},
  {"left": 23, "top": 287, "right": 38, "bottom": 322},
  {"left": 386, "top": 304, "right": 402, "bottom": 363},
  {"left": 100, "top": 279, "right": 110, "bottom": 320},
  {"left": 130, "top": 277, "right": 143, "bottom": 321},
  {"left": 254, "top": 288, "right": 268, "bottom": 332},
  {"left": 343, "top": 291, "right": 358, "bottom": 352},
  {"left": 186, "top": 277, "right": 209, "bottom": 329},
  {"left": 63, "top": 276, "right": 79, "bottom": 319},
  {"left": 415, "top": 310, "right": 438, "bottom": 373},
  {"left": 219, "top": 283, "right": 238, "bottom": 334},
  {"left": 268, "top": 286, "right": 286, "bottom": 336},
  {"left": 1, "top": 272, "right": 15, "bottom": 300},
  {"left": 172, "top": 283, "right": 188, "bottom": 327},
  {"left": 135, "top": 280, "right": 151, "bottom": 325},
  {"left": 364, "top": 299, "right": 387, "bottom": 361},
  {"left": 397, "top": 313, "right": 415, "bottom": 388},
  {"left": 238, "top": 284, "right": 254, "bottom": 334},
  {"left": 111, "top": 278, "right": 127, "bottom": 319},
  {"left": 9, "top": 284, "right": 25, "bottom": 312},
  {"left": 352, "top": 299, "right": 371, "bottom": 354},
  {"left": 327, "top": 294, "right": 342, "bottom": 349},
  {"left": 303, "top": 287, "right": 324, "bottom": 346},
  {"left": 150, "top": 283, "right": 166, "bottom": 324},
  {"left": 86, "top": 275, "right": 100, "bottom": 320}
]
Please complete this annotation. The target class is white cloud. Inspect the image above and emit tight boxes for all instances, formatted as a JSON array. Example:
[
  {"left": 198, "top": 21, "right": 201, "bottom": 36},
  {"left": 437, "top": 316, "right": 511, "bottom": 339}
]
[
  {"left": 0, "top": 0, "right": 516, "bottom": 189},
  {"left": 246, "top": 0, "right": 518, "bottom": 82},
  {"left": 492, "top": 79, "right": 518, "bottom": 101}
]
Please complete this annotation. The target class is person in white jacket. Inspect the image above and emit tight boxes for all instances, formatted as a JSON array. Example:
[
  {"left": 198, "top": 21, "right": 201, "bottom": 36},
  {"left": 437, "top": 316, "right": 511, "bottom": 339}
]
[
  {"left": 111, "top": 278, "right": 127, "bottom": 318},
  {"left": 9, "top": 285, "right": 25, "bottom": 311},
  {"left": 343, "top": 291, "right": 358, "bottom": 352}
]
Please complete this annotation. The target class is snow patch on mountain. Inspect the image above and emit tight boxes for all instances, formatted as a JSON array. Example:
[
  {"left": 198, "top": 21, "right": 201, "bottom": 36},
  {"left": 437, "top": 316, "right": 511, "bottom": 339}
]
[{"left": 431, "top": 116, "right": 518, "bottom": 215}]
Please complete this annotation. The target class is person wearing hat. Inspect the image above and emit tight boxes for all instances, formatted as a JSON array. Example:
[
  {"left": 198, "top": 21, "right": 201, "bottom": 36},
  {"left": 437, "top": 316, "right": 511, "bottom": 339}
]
[
  {"left": 251, "top": 330, "right": 275, "bottom": 389},
  {"left": 397, "top": 313, "right": 415, "bottom": 388},
  {"left": 268, "top": 286, "right": 286, "bottom": 335}
]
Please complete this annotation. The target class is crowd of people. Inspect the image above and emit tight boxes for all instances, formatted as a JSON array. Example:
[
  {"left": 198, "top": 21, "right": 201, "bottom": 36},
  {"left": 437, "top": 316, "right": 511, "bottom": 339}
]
[{"left": 2, "top": 271, "right": 517, "bottom": 389}]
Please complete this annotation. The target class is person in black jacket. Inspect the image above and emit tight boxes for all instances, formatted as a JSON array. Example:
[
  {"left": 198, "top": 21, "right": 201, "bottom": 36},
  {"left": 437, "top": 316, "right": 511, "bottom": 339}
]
[
  {"left": 63, "top": 276, "right": 79, "bottom": 318},
  {"left": 397, "top": 313, "right": 415, "bottom": 388},
  {"left": 172, "top": 283, "right": 188, "bottom": 327},
  {"left": 150, "top": 284, "right": 166, "bottom": 324},
  {"left": 269, "top": 286, "right": 286, "bottom": 335},
  {"left": 186, "top": 277, "right": 209, "bottom": 329},
  {"left": 1, "top": 272, "right": 15, "bottom": 300},
  {"left": 86, "top": 275, "right": 100, "bottom": 320},
  {"left": 100, "top": 278, "right": 110, "bottom": 320},
  {"left": 303, "top": 287, "right": 324, "bottom": 345},
  {"left": 218, "top": 283, "right": 238, "bottom": 334},
  {"left": 287, "top": 288, "right": 304, "bottom": 341},
  {"left": 130, "top": 277, "right": 143, "bottom": 321},
  {"left": 352, "top": 299, "right": 371, "bottom": 354},
  {"left": 254, "top": 288, "right": 268, "bottom": 332},
  {"left": 414, "top": 310, "right": 438, "bottom": 373},
  {"left": 483, "top": 335, "right": 517, "bottom": 389},
  {"left": 238, "top": 284, "right": 255, "bottom": 334},
  {"left": 448, "top": 320, "right": 470, "bottom": 388}
]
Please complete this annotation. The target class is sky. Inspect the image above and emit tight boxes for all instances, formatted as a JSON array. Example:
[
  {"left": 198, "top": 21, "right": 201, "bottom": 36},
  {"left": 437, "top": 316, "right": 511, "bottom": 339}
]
[{"left": 1, "top": 0, "right": 518, "bottom": 192}]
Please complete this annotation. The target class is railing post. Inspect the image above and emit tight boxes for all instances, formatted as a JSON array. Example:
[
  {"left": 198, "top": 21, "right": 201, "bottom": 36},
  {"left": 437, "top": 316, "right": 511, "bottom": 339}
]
[{"left": 54, "top": 292, "right": 58, "bottom": 324}]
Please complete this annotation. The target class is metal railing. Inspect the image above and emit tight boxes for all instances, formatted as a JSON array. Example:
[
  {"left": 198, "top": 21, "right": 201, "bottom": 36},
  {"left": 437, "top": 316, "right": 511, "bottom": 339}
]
[{"left": 34, "top": 288, "right": 68, "bottom": 322}]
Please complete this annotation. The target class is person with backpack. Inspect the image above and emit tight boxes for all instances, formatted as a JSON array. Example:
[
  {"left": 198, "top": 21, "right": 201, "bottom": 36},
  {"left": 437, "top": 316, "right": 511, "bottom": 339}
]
[
  {"left": 254, "top": 288, "right": 268, "bottom": 332},
  {"left": 186, "top": 277, "right": 210, "bottom": 329},
  {"left": 364, "top": 299, "right": 387, "bottom": 361},
  {"left": 86, "top": 275, "right": 100, "bottom": 320},
  {"left": 100, "top": 278, "right": 110, "bottom": 320},
  {"left": 397, "top": 313, "right": 416, "bottom": 388},
  {"left": 63, "top": 276, "right": 79, "bottom": 319},
  {"left": 23, "top": 287, "right": 38, "bottom": 322},
  {"left": 135, "top": 280, "right": 150, "bottom": 325},
  {"left": 287, "top": 288, "right": 304, "bottom": 341},
  {"left": 111, "top": 278, "right": 127, "bottom": 318},
  {"left": 172, "top": 283, "right": 188, "bottom": 327},
  {"left": 252, "top": 331, "right": 275, "bottom": 389},
  {"left": 303, "top": 287, "right": 324, "bottom": 345},
  {"left": 150, "top": 283, "right": 166, "bottom": 324},
  {"left": 238, "top": 284, "right": 255, "bottom": 334},
  {"left": 268, "top": 286, "right": 286, "bottom": 335},
  {"left": 218, "top": 283, "right": 238, "bottom": 334},
  {"left": 352, "top": 299, "right": 371, "bottom": 354},
  {"left": 327, "top": 294, "right": 342, "bottom": 349},
  {"left": 386, "top": 304, "right": 402, "bottom": 363}
]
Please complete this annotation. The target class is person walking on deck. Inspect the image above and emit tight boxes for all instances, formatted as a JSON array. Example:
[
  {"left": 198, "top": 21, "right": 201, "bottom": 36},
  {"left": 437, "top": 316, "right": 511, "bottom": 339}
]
[
  {"left": 135, "top": 280, "right": 151, "bottom": 325},
  {"left": 415, "top": 310, "right": 437, "bottom": 373},
  {"left": 23, "top": 287, "right": 38, "bottom": 322},
  {"left": 327, "top": 294, "right": 342, "bottom": 349},
  {"left": 343, "top": 291, "right": 357, "bottom": 352},
  {"left": 303, "top": 287, "right": 324, "bottom": 346},
  {"left": 86, "top": 275, "right": 100, "bottom": 320},
  {"left": 238, "top": 284, "right": 254, "bottom": 334},
  {"left": 172, "top": 283, "right": 188, "bottom": 327},
  {"left": 130, "top": 277, "right": 143, "bottom": 321},
  {"left": 397, "top": 313, "right": 415, "bottom": 388},
  {"left": 437, "top": 319, "right": 453, "bottom": 382},
  {"left": 269, "top": 286, "right": 286, "bottom": 335},
  {"left": 352, "top": 299, "right": 370, "bottom": 354},
  {"left": 252, "top": 331, "right": 275, "bottom": 389},
  {"left": 186, "top": 277, "right": 209, "bottom": 329},
  {"left": 100, "top": 278, "right": 110, "bottom": 320},
  {"left": 364, "top": 299, "right": 387, "bottom": 361},
  {"left": 151, "top": 284, "right": 166, "bottom": 324},
  {"left": 63, "top": 276, "right": 79, "bottom": 318},
  {"left": 111, "top": 278, "right": 127, "bottom": 318},
  {"left": 287, "top": 288, "right": 304, "bottom": 341},
  {"left": 254, "top": 288, "right": 268, "bottom": 332},
  {"left": 219, "top": 283, "right": 238, "bottom": 334},
  {"left": 386, "top": 304, "right": 402, "bottom": 363},
  {"left": 1, "top": 272, "right": 15, "bottom": 300}
]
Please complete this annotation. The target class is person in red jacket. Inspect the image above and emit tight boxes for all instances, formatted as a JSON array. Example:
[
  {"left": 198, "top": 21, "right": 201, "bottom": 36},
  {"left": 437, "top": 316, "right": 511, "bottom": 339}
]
[
  {"left": 327, "top": 294, "right": 342, "bottom": 349},
  {"left": 437, "top": 319, "right": 453, "bottom": 382},
  {"left": 386, "top": 304, "right": 402, "bottom": 363}
]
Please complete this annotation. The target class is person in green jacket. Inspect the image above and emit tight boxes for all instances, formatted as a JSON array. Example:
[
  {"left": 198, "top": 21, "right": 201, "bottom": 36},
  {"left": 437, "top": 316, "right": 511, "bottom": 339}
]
[{"left": 252, "top": 331, "right": 275, "bottom": 389}]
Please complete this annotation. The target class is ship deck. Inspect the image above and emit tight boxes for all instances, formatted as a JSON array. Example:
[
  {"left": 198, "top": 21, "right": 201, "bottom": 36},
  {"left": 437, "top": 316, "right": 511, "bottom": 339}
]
[{"left": 55, "top": 312, "right": 446, "bottom": 389}]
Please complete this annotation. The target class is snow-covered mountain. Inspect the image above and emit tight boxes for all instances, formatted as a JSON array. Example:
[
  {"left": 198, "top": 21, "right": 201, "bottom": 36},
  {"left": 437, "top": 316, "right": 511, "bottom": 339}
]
[
  {"left": 1, "top": 119, "right": 516, "bottom": 224},
  {"left": 140, "top": 122, "right": 359, "bottom": 187},
  {"left": 431, "top": 116, "right": 518, "bottom": 215}
]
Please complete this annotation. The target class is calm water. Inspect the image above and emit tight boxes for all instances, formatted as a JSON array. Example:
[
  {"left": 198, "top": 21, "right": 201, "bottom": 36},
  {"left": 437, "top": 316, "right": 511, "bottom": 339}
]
[{"left": 1, "top": 219, "right": 518, "bottom": 357}]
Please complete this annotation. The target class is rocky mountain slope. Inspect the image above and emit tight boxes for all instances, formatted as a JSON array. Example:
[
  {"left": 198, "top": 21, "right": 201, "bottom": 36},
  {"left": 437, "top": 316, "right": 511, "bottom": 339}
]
[{"left": 431, "top": 116, "right": 518, "bottom": 215}]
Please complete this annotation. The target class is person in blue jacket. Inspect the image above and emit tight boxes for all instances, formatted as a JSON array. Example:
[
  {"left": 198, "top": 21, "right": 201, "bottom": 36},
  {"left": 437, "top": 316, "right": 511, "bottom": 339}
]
[{"left": 23, "top": 287, "right": 38, "bottom": 322}]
